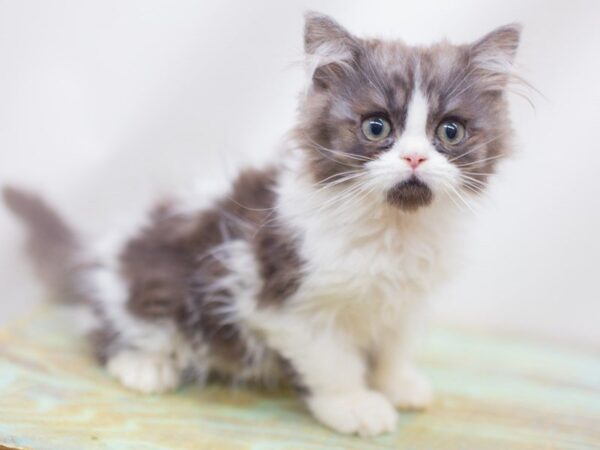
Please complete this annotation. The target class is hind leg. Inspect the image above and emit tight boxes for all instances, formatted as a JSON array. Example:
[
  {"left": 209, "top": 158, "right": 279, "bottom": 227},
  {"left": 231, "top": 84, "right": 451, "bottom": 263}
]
[
  {"left": 100, "top": 318, "right": 192, "bottom": 394},
  {"left": 87, "top": 265, "right": 190, "bottom": 394},
  {"left": 100, "top": 318, "right": 191, "bottom": 394}
]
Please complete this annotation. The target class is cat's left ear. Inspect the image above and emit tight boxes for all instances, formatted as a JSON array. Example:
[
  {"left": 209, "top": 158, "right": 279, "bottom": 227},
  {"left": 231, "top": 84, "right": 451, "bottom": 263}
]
[{"left": 470, "top": 24, "right": 522, "bottom": 90}]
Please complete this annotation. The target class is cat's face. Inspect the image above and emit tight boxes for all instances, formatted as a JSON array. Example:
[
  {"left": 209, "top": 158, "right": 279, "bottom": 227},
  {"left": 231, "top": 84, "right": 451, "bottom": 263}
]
[{"left": 296, "top": 13, "right": 520, "bottom": 212}]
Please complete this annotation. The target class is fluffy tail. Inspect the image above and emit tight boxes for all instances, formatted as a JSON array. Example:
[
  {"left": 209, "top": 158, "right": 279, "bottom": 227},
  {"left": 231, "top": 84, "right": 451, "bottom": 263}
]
[{"left": 3, "top": 186, "right": 92, "bottom": 304}]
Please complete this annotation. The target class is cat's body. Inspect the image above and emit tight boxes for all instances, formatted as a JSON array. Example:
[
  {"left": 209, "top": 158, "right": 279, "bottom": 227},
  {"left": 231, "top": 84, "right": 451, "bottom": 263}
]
[{"left": 4, "top": 13, "right": 521, "bottom": 436}]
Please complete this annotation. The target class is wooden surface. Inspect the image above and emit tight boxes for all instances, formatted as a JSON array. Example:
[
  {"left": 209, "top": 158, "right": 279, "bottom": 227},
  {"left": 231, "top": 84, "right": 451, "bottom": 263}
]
[{"left": 0, "top": 305, "right": 598, "bottom": 450}]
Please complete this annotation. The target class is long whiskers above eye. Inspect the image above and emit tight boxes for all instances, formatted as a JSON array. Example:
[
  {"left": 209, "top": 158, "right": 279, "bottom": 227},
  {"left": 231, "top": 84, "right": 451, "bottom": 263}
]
[
  {"left": 445, "top": 66, "right": 479, "bottom": 101},
  {"left": 507, "top": 72, "right": 540, "bottom": 111}
]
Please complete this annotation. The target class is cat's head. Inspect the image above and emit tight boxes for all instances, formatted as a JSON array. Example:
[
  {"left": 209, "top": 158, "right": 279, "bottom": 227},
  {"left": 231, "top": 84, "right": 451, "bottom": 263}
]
[{"left": 295, "top": 12, "right": 521, "bottom": 212}]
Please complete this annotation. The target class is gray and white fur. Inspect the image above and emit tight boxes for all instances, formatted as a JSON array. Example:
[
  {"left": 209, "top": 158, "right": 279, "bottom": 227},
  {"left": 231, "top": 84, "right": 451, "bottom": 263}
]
[{"left": 3, "top": 12, "right": 521, "bottom": 437}]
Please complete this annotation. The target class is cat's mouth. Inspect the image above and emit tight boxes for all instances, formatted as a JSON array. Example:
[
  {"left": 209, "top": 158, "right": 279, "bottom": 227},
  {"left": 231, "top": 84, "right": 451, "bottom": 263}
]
[{"left": 386, "top": 176, "right": 433, "bottom": 211}]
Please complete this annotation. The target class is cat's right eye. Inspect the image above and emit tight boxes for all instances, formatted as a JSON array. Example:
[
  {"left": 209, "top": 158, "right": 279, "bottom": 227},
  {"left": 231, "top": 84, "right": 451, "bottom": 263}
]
[{"left": 361, "top": 117, "right": 392, "bottom": 141}]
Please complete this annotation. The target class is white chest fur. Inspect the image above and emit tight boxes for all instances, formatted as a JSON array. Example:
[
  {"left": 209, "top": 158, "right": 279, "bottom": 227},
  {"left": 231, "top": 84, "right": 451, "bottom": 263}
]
[{"left": 276, "top": 158, "right": 459, "bottom": 342}]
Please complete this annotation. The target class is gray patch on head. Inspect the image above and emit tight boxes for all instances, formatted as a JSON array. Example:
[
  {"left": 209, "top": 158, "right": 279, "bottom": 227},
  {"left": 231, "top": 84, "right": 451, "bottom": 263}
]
[
  {"left": 299, "top": 14, "right": 522, "bottom": 198},
  {"left": 416, "top": 26, "right": 522, "bottom": 188},
  {"left": 295, "top": 38, "right": 415, "bottom": 185}
]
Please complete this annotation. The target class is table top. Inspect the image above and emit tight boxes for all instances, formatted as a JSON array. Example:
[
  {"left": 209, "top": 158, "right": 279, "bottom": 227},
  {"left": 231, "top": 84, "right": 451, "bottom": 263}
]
[{"left": 0, "top": 305, "right": 599, "bottom": 450}]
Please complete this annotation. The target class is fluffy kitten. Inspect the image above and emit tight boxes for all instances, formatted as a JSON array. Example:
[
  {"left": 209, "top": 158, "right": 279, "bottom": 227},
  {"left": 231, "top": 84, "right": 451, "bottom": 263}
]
[{"left": 4, "top": 12, "right": 520, "bottom": 437}]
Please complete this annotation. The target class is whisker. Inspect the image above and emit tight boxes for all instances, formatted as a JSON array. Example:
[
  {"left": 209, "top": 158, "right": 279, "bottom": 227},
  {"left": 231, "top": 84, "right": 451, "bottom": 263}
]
[
  {"left": 459, "top": 174, "right": 487, "bottom": 186},
  {"left": 455, "top": 153, "right": 505, "bottom": 168},
  {"left": 298, "top": 132, "right": 374, "bottom": 164},
  {"left": 314, "top": 144, "right": 374, "bottom": 163},
  {"left": 460, "top": 183, "right": 484, "bottom": 196},
  {"left": 442, "top": 181, "right": 478, "bottom": 215},
  {"left": 311, "top": 173, "right": 366, "bottom": 195},
  {"left": 290, "top": 142, "right": 363, "bottom": 170},
  {"left": 448, "top": 132, "right": 508, "bottom": 163},
  {"left": 444, "top": 62, "right": 482, "bottom": 101},
  {"left": 458, "top": 170, "right": 495, "bottom": 177},
  {"left": 311, "top": 147, "right": 363, "bottom": 168},
  {"left": 439, "top": 183, "right": 465, "bottom": 212},
  {"left": 314, "top": 169, "right": 365, "bottom": 187},
  {"left": 459, "top": 180, "right": 485, "bottom": 194},
  {"left": 446, "top": 66, "right": 478, "bottom": 100},
  {"left": 460, "top": 178, "right": 486, "bottom": 190}
]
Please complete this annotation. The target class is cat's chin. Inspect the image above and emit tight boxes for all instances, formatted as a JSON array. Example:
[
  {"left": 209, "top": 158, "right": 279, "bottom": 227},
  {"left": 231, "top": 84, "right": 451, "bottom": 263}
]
[{"left": 386, "top": 177, "right": 433, "bottom": 211}]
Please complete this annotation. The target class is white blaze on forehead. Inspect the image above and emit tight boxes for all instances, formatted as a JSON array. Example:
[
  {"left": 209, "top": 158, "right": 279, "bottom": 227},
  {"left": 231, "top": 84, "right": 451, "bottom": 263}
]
[
  {"left": 398, "top": 88, "right": 430, "bottom": 152},
  {"left": 404, "top": 89, "right": 429, "bottom": 135}
]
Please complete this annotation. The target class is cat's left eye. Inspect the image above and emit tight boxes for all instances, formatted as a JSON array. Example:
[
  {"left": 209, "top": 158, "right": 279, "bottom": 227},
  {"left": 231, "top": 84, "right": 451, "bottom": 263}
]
[
  {"left": 361, "top": 117, "right": 391, "bottom": 141},
  {"left": 436, "top": 120, "right": 465, "bottom": 146}
]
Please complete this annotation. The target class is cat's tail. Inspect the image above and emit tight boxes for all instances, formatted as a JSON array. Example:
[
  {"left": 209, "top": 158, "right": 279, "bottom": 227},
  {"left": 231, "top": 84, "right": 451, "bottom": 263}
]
[{"left": 3, "top": 186, "right": 95, "bottom": 305}]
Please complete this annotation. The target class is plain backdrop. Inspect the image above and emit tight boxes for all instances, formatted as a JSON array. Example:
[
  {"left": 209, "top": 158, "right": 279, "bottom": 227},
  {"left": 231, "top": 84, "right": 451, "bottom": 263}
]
[{"left": 1, "top": 1, "right": 599, "bottom": 346}]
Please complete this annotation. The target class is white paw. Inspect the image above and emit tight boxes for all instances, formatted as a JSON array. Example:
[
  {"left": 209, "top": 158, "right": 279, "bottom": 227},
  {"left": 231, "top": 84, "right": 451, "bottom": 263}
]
[
  {"left": 307, "top": 390, "right": 397, "bottom": 437},
  {"left": 380, "top": 367, "right": 433, "bottom": 410},
  {"left": 106, "top": 350, "right": 181, "bottom": 394}
]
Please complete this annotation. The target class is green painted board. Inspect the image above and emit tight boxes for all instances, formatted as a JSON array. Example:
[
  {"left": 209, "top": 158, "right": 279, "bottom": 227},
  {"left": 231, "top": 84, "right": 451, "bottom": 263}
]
[{"left": 0, "top": 305, "right": 598, "bottom": 449}]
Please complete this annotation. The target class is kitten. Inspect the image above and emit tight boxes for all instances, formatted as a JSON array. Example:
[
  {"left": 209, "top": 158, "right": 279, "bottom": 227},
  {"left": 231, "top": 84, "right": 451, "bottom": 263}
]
[{"left": 3, "top": 12, "right": 521, "bottom": 437}]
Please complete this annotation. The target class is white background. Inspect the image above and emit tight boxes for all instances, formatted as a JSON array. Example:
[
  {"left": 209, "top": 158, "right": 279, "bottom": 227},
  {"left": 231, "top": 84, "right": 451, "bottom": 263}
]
[{"left": 1, "top": 1, "right": 599, "bottom": 346}]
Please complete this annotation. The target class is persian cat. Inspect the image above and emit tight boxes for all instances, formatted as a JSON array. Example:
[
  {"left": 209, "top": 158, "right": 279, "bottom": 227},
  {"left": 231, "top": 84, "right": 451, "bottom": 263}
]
[{"left": 4, "top": 12, "right": 521, "bottom": 436}]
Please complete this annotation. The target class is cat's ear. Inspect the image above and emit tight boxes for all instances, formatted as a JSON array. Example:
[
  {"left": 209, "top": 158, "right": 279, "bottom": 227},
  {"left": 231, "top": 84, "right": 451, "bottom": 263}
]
[
  {"left": 303, "top": 12, "right": 360, "bottom": 90},
  {"left": 304, "top": 12, "right": 355, "bottom": 54},
  {"left": 470, "top": 24, "right": 522, "bottom": 91}
]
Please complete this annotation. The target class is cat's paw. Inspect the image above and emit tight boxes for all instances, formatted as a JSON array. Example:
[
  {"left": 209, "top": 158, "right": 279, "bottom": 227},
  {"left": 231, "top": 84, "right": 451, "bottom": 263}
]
[
  {"left": 307, "top": 390, "right": 397, "bottom": 437},
  {"left": 106, "top": 350, "right": 181, "bottom": 394},
  {"left": 380, "top": 367, "right": 433, "bottom": 410}
]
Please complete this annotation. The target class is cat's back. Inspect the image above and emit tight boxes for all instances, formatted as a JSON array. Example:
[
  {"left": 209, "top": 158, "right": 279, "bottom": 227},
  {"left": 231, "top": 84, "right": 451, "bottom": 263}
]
[{"left": 116, "top": 166, "right": 283, "bottom": 320}]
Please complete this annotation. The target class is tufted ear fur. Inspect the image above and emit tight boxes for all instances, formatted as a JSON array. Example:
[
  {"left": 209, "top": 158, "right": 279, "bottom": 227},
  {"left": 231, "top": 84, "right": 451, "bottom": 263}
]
[
  {"left": 303, "top": 12, "right": 360, "bottom": 90},
  {"left": 470, "top": 24, "right": 522, "bottom": 91}
]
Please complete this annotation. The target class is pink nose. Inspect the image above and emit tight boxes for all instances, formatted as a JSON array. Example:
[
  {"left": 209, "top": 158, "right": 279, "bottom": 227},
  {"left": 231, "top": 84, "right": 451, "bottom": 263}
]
[{"left": 402, "top": 154, "right": 428, "bottom": 169}]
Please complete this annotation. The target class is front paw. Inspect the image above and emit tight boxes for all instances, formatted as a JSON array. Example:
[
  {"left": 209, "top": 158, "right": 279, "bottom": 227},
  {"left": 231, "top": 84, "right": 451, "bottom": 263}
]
[
  {"left": 307, "top": 390, "right": 397, "bottom": 437},
  {"left": 106, "top": 350, "right": 181, "bottom": 394},
  {"left": 379, "top": 367, "right": 433, "bottom": 410}
]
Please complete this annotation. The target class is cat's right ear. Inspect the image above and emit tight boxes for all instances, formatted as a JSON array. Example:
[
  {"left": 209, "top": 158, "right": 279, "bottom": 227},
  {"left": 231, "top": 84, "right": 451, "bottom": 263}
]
[
  {"left": 469, "top": 24, "right": 522, "bottom": 92},
  {"left": 304, "top": 12, "right": 359, "bottom": 90}
]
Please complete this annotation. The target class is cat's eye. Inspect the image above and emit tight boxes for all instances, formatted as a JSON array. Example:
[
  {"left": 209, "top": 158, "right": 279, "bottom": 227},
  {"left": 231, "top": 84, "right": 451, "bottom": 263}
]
[
  {"left": 361, "top": 117, "right": 391, "bottom": 141},
  {"left": 436, "top": 120, "right": 465, "bottom": 146}
]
